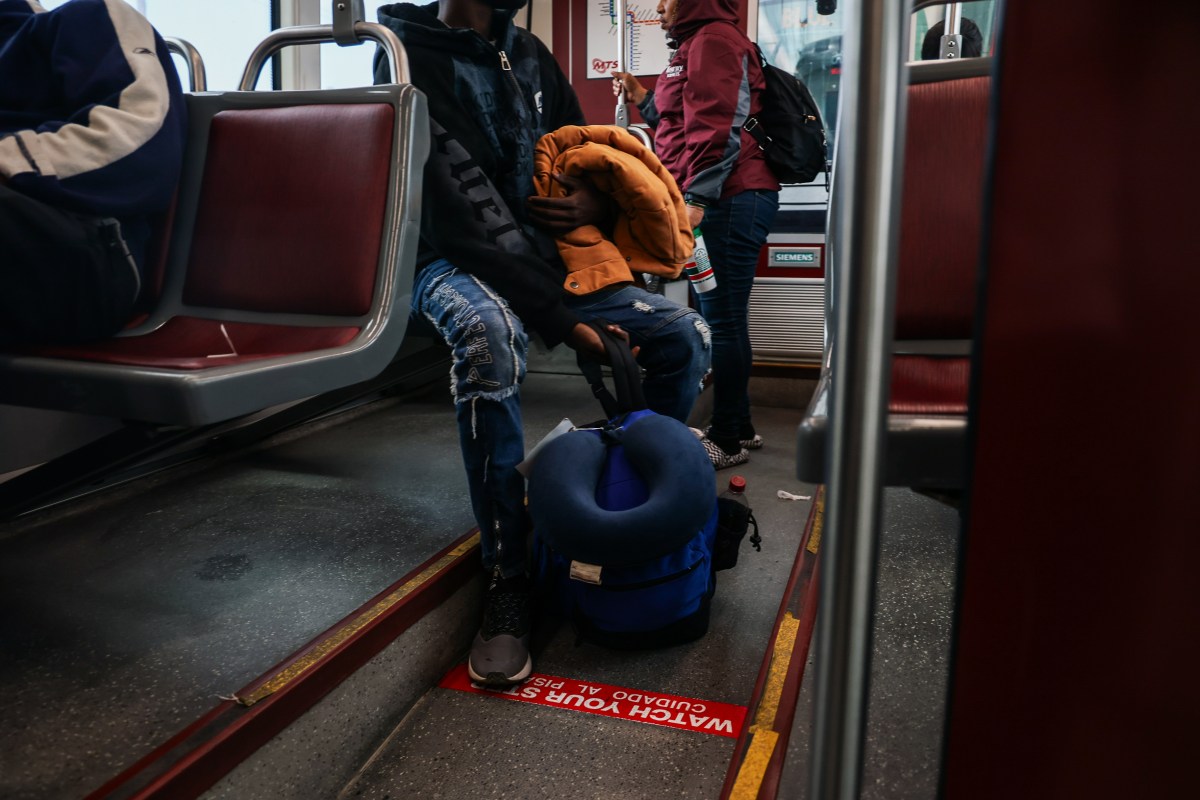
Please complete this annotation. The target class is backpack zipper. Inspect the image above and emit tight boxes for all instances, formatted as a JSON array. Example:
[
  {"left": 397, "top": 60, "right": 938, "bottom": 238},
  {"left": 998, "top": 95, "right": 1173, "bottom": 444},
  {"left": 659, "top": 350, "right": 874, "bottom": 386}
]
[{"left": 593, "top": 558, "right": 705, "bottom": 592}]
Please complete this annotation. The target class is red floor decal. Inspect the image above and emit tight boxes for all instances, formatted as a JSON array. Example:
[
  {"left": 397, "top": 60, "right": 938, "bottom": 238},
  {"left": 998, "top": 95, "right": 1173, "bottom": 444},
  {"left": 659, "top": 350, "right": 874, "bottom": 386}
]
[{"left": 439, "top": 664, "right": 747, "bottom": 738}]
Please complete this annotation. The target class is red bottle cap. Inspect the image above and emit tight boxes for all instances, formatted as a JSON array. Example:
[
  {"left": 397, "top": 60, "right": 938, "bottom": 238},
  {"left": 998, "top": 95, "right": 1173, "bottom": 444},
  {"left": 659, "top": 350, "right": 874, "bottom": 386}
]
[{"left": 728, "top": 475, "right": 746, "bottom": 492}]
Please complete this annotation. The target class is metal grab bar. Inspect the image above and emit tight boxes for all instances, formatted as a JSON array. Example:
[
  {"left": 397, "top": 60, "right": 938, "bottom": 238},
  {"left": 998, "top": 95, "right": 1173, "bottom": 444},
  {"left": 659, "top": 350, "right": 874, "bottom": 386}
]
[
  {"left": 164, "top": 36, "right": 207, "bottom": 92},
  {"left": 238, "top": 21, "right": 410, "bottom": 91},
  {"left": 614, "top": 0, "right": 630, "bottom": 127},
  {"left": 809, "top": 0, "right": 908, "bottom": 798},
  {"left": 626, "top": 124, "right": 652, "bottom": 151}
]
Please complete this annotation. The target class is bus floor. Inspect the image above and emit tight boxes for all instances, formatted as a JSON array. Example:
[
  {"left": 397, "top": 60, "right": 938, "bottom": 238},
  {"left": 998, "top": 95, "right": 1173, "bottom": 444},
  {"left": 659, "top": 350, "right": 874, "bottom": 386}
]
[
  {"left": 314, "top": 420, "right": 816, "bottom": 800},
  {"left": 0, "top": 367, "right": 817, "bottom": 799},
  {"left": 779, "top": 488, "right": 962, "bottom": 800}
]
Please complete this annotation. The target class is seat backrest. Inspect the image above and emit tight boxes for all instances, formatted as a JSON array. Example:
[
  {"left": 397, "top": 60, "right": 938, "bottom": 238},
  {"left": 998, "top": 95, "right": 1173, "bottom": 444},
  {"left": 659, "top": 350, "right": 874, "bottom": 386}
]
[
  {"left": 944, "top": 2, "right": 1199, "bottom": 798},
  {"left": 181, "top": 103, "right": 395, "bottom": 317},
  {"left": 894, "top": 64, "right": 990, "bottom": 340}
]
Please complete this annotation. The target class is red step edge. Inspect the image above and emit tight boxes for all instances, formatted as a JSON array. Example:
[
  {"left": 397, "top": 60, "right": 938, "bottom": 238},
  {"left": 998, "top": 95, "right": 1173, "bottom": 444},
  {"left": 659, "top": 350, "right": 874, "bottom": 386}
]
[
  {"left": 85, "top": 529, "right": 482, "bottom": 800},
  {"left": 720, "top": 488, "right": 825, "bottom": 800}
]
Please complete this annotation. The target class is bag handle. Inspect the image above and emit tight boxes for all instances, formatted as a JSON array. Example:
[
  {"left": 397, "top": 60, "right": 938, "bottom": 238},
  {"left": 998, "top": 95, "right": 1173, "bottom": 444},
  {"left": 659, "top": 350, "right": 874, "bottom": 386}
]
[{"left": 576, "top": 321, "right": 646, "bottom": 418}]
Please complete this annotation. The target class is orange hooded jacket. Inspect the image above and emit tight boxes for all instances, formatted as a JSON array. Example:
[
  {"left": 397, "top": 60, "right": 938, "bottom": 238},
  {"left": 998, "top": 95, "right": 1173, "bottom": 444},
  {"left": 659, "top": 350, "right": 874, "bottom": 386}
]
[{"left": 533, "top": 125, "right": 694, "bottom": 297}]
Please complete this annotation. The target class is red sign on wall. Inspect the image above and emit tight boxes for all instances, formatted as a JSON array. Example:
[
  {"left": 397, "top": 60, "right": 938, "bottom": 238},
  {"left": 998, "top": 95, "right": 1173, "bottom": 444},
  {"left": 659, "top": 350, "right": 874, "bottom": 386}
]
[{"left": 439, "top": 664, "right": 747, "bottom": 739}]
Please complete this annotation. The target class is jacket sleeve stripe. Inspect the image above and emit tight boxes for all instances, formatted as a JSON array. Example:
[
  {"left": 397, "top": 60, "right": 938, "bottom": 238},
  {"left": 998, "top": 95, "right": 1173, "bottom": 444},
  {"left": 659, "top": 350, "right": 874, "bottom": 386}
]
[
  {"left": 685, "top": 53, "right": 752, "bottom": 203},
  {"left": 2, "top": 0, "right": 170, "bottom": 182}
]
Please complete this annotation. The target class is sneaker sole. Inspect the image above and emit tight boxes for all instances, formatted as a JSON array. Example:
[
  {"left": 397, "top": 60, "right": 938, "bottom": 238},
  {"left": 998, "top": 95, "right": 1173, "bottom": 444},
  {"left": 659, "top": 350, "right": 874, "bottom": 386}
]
[{"left": 468, "top": 654, "right": 533, "bottom": 687}]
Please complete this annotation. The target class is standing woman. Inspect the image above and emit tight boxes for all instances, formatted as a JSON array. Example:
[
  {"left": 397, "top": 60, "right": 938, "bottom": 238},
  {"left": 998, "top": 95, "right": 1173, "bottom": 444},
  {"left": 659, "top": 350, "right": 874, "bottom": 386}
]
[{"left": 614, "top": 0, "right": 779, "bottom": 469}]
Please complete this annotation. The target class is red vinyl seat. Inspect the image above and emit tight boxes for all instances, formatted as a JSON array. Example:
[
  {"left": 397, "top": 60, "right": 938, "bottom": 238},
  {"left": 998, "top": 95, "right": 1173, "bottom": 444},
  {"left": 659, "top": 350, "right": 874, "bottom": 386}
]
[
  {"left": 0, "top": 87, "right": 429, "bottom": 426},
  {"left": 943, "top": 1, "right": 1198, "bottom": 796},
  {"left": 798, "top": 60, "right": 991, "bottom": 488}
]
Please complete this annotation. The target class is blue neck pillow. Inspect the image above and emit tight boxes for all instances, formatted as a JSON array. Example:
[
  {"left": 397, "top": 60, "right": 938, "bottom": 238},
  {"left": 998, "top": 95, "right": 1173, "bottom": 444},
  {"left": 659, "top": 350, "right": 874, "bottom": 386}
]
[{"left": 528, "top": 411, "right": 716, "bottom": 567}]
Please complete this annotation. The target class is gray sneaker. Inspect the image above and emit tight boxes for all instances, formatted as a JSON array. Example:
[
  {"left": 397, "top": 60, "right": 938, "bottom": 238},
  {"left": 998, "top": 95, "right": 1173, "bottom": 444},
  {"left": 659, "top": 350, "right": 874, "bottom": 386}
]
[{"left": 467, "top": 568, "right": 533, "bottom": 687}]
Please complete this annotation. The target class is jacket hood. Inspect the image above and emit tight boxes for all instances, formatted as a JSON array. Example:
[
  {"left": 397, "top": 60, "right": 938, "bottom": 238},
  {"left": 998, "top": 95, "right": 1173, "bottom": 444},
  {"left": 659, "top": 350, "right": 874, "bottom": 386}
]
[
  {"left": 376, "top": 2, "right": 518, "bottom": 55},
  {"left": 670, "top": 0, "right": 740, "bottom": 43}
]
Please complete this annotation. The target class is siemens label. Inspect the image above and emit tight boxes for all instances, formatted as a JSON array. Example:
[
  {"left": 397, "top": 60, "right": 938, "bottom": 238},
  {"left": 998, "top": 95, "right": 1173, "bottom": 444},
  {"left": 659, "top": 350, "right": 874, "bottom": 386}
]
[{"left": 768, "top": 246, "right": 822, "bottom": 269}]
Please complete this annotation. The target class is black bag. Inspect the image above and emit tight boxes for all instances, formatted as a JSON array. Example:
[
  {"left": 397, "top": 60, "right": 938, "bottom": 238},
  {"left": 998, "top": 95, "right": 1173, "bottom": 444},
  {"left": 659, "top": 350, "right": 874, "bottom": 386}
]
[
  {"left": 743, "top": 44, "right": 828, "bottom": 185},
  {"left": 713, "top": 494, "right": 760, "bottom": 571}
]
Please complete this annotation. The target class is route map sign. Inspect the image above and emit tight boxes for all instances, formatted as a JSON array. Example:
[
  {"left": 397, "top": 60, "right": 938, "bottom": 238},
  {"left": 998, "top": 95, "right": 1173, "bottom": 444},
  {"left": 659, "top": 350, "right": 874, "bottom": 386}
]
[{"left": 586, "top": 1, "right": 674, "bottom": 79}]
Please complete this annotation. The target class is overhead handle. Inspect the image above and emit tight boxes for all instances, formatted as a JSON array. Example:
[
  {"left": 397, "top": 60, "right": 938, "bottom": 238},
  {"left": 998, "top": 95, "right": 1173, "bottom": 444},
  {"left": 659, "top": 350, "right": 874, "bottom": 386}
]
[{"left": 239, "top": 21, "right": 410, "bottom": 90}]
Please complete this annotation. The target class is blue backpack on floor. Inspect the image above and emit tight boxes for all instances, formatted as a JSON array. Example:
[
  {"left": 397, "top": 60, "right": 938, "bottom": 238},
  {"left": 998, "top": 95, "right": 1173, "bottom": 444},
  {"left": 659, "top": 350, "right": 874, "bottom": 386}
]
[{"left": 528, "top": 325, "right": 718, "bottom": 649}]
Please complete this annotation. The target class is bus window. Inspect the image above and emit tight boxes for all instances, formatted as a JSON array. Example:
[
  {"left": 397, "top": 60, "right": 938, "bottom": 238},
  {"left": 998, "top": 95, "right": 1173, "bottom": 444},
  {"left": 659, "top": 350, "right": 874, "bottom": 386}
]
[
  {"left": 909, "top": 2, "right": 1000, "bottom": 61},
  {"left": 756, "top": 0, "right": 845, "bottom": 149},
  {"left": 39, "top": 0, "right": 274, "bottom": 90},
  {"left": 318, "top": 0, "right": 394, "bottom": 89},
  {"left": 756, "top": 2, "right": 999, "bottom": 157},
  {"left": 317, "top": 1, "right": 538, "bottom": 89}
]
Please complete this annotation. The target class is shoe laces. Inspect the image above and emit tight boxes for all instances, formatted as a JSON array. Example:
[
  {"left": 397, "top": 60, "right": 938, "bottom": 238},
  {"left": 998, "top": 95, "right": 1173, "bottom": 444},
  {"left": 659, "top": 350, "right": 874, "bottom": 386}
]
[{"left": 482, "top": 572, "right": 530, "bottom": 639}]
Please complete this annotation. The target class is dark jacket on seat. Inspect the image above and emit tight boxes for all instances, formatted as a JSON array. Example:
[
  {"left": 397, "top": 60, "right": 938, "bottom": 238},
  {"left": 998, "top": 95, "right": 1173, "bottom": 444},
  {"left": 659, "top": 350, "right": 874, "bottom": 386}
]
[{"left": 0, "top": 0, "right": 186, "bottom": 270}]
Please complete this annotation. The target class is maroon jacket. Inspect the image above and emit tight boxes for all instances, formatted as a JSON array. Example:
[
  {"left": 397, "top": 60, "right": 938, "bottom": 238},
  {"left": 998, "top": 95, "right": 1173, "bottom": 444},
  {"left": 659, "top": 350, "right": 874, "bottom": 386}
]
[{"left": 637, "top": 0, "right": 779, "bottom": 206}]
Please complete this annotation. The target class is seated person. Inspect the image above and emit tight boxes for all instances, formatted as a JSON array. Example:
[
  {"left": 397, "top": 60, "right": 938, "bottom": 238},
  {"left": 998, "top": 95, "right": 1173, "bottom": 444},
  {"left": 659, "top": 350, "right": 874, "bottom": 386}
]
[
  {"left": 0, "top": 0, "right": 187, "bottom": 346},
  {"left": 921, "top": 17, "right": 984, "bottom": 60},
  {"left": 374, "top": 0, "right": 711, "bottom": 687}
]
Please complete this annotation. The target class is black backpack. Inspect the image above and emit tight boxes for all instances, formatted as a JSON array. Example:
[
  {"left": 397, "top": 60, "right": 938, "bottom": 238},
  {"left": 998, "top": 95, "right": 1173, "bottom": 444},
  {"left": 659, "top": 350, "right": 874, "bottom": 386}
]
[{"left": 743, "top": 44, "right": 828, "bottom": 185}]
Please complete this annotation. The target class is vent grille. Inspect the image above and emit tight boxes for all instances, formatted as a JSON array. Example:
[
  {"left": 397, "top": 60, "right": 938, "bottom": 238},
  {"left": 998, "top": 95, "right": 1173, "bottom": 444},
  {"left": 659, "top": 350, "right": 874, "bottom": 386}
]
[{"left": 748, "top": 281, "right": 826, "bottom": 362}]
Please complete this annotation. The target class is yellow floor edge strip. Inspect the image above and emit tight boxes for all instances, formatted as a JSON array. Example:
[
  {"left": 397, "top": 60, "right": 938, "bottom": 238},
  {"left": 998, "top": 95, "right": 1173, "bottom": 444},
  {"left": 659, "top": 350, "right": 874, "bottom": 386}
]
[
  {"left": 730, "top": 729, "right": 781, "bottom": 800},
  {"left": 728, "top": 491, "right": 825, "bottom": 799},
  {"left": 807, "top": 487, "right": 826, "bottom": 555},
  {"left": 238, "top": 532, "right": 480, "bottom": 706}
]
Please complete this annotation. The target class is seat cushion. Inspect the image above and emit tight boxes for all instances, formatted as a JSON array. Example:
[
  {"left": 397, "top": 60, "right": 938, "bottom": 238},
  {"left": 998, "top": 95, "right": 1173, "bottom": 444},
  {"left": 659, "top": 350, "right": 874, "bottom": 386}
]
[
  {"left": 889, "top": 355, "right": 970, "bottom": 415},
  {"left": 24, "top": 316, "right": 360, "bottom": 370}
]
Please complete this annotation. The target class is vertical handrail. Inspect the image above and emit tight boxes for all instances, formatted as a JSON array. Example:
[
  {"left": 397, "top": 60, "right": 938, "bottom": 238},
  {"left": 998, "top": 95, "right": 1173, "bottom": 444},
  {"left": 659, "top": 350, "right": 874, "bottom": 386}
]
[
  {"left": 333, "top": 0, "right": 366, "bottom": 45},
  {"left": 614, "top": 0, "right": 630, "bottom": 127},
  {"left": 810, "top": 3, "right": 909, "bottom": 800},
  {"left": 940, "top": 3, "right": 964, "bottom": 59}
]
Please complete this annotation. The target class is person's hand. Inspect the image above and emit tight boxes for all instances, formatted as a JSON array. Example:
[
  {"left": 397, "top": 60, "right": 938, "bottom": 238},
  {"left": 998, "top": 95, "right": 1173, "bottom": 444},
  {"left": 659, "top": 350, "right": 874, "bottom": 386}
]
[
  {"left": 611, "top": 71, "right": 648, "bottom": 105},
  {"left": 566, "top": 322, "right": 640, "bottom": 361},
  {"left": 686, "top": 204, "right": 705, "bottom": 230},
  {"left": 527, "top": 173, "right": 614, "bottom": 236}
]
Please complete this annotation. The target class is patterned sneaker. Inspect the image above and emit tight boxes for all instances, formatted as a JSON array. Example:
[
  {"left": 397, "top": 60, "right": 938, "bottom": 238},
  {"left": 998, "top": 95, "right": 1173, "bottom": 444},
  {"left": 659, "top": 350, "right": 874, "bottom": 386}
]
[
  {"left": 698, "top": 435, "right": 750, "bottom": 470},
  {"left": 690, "top": 427, "right": 763, "bottom": 453},
  {"left": 739, "top": 433, "right": 764, "bottom": 450},
  {"left": 468, "top": 568, "right": 533, "bottom": 687}
]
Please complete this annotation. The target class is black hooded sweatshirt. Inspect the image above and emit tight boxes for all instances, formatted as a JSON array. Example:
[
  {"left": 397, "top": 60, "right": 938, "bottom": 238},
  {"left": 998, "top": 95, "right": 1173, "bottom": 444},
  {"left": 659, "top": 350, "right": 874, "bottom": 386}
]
[{"left": 375, "top": 3, "right": 586, "bottom": 346}]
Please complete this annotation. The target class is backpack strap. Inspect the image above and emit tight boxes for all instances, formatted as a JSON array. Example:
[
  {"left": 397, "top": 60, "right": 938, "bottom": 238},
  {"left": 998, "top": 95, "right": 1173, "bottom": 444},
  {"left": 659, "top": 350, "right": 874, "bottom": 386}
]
[
  {"left": 743, "top": 44, "right": 772, "bottom": 152},
  {"left": 576, "top": 321, "right": 647, "bottom": 418}
]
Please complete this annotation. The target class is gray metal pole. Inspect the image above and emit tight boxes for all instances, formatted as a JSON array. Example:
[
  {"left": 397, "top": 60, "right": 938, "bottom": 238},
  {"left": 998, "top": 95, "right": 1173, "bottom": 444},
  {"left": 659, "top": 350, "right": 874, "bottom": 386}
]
[
  {"left": 809, "top": 0, "right": 908, "bottom": 798},
  {"left": 945, "top": 2, "right": 962, "bottom": 34},
  {"left": 940, "top": 3, "right": 964, "bottom": 59},
  {"left": 615, "top": 0, "right": 630, "bottom": 127}
]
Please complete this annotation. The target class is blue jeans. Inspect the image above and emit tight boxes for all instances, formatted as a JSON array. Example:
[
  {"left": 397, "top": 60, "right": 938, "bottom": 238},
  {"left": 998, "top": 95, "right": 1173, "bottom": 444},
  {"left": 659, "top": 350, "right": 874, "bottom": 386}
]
[
  {"left": 695, "top": 189, "right": 779, "bottom": 446},
  {"left": 413, "top": 260, "right": 711, "bottom": 577}
]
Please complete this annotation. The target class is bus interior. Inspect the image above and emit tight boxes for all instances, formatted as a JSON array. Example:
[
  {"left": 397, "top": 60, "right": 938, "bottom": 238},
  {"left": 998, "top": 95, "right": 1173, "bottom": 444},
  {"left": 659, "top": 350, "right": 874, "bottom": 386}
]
[{"left": 0, "top": 1, "right": 1194, "bottom": 799}]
